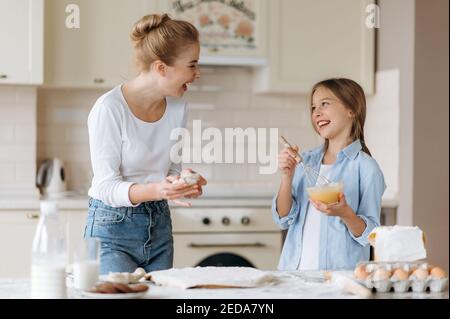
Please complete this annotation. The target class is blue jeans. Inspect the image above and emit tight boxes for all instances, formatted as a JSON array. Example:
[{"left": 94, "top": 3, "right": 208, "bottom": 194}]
[{"left": 84, "top": 198, "right": 173, "bottom": 275}]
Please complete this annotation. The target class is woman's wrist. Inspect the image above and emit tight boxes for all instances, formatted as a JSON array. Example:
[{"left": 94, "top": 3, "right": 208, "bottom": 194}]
[
  {"left": 148, "top": 182, "right": 164, "bottom": 201},
  {"left": 129, "top": 182, "right": 162, "bottom": 204}
]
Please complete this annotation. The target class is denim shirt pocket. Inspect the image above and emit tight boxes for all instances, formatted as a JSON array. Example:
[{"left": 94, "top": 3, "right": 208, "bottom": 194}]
[{"left": 93, "top": 208, "right": 127, "bottom": 226}]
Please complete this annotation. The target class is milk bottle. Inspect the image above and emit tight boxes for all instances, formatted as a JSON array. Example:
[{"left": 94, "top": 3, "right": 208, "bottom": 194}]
[{"left": 31, "top": 201, "right": 67, "bottom": 299}]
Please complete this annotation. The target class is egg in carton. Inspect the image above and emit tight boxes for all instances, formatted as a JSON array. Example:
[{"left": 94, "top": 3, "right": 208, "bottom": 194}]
[
  {"left": 354, "top": 263, "right": 373, "bottom": 288},
  {"left": 354, "top": 262, "right": 391, "bottom": 291},
  {"left": 409, "top": 267, "right": 430, "bottom": 292},
  {"left": 408, "top": 266, "right": 448, "bottom": 293},
  {"left": 371, "top": 268, "right": 393, "bottom": 293},
  {"left": 354, "top": 261, "right": 411, "bottom": 291},
  {"left": 390, "top": 268, "right": 410, "bottom": 293},
  {"left": 393, "top": 261, "right": 424, "bottom": 274},
  {"left": 428, "top": 267, "right": 448, "bottom": 292},
  {"left": 355, "top": 261, "right": 448, "bottom": 293}
]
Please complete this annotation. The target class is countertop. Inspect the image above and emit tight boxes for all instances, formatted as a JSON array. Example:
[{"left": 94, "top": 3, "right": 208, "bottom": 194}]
[
  {"left": 0, "top": 186, "right": 398, "bottom": 210},
  {"left": 0, "top": 271, "right": 446, "bottom": 299}
]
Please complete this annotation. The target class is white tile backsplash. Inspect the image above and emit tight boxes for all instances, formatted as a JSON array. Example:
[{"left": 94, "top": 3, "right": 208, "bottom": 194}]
[
  {"left": 64, "top": 126, "right": 89, "bottom": 144},
  {"left": 0, "top": 125, "right": 14, "bottom": 143},
  {"left": 250, "top": 93, "right": 289, "bottom": 109},
  {"left": 216, "top": 92, "right": 252, "bottom": 109},
  {"left": 15, "top": 162, "right": 36, "bottom": 183},
  {"left": 0, "top": 143, "right": 35, "bottom": 162},
  {"left": 14, "top": 124, "right": 36, "bottom": 143},
  {"left": 1, "top": 69, "right": 399, "bottom": 198},
  {"left": 0, "top": 86, "right": 37, "bottom": 194},
  {"left": 0, "top": 163, "right": 15, "bottom": 183},
  {"left": 365, "top": 69, "right": 400, "bottom": 195},
  {"left": 30, "top": 69, "right": 314, "bottom": 193}
]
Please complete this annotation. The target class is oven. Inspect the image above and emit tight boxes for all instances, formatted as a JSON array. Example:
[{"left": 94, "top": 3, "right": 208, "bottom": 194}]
[{"left": 171, "top": 206, "right": 282, "bottom": 270}]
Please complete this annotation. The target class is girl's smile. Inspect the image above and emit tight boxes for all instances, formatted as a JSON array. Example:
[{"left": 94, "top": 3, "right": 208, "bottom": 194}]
[{"left": 316, "top": 119, "right": 331, "bottom": 130}]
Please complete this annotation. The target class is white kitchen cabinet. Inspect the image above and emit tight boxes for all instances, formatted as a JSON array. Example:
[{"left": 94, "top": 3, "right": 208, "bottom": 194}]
[
  {"left": 0, "top": 0, "right": 43, "bottom": 85},
  {"left": 254, "top": 0, "right": 375, "bottom": 94},
  {"left": 44, "top": 0, "right": 158, "bottom": 88},
  {"left": 0, "top": 210, "right": 40, "bottom": 278},
  {"left": 0, "top": 209, "right": 87, "bottom": 278},
  {"left": 157, "top": 0, "right": 268, "bottom": 66}
]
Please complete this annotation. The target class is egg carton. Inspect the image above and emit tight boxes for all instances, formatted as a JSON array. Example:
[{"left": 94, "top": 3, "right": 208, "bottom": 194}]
[{"left": 354, "top": 261, "right": 448, "bottom": 293}]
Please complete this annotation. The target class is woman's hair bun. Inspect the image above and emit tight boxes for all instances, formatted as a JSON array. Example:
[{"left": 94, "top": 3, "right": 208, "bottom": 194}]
[{"left": 131, "top": 14, "right": 171, "bottom": 43}]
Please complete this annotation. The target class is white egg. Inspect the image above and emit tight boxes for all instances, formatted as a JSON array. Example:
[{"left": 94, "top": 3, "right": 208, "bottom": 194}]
[
  {"left": 354, "top": 264, "right": 370, "bottom": 280},
  {"left": 430, "top": 267, "right": 447, "bottom": 279},
  {"left": 411, "top": 268, "right": 429, "bottom": 281},
  {"left": 373, "top": 268, "right": 391, "bottom": 281},
  {"left": 392, "top": 268, "right": 409, "bottom": 281},
  {"left": 180, "top": 170, "right": 200, "bottom": 185}
]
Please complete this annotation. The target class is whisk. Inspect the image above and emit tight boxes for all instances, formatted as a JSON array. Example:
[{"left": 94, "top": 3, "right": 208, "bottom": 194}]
[{"left": 279, "top": 136, "right": 331, "bottom": 186}]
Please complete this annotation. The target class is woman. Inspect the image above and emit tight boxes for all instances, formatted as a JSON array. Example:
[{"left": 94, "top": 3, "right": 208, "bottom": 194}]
[{"left": 84, "top": 14, "right": 206, "bottom": 274}]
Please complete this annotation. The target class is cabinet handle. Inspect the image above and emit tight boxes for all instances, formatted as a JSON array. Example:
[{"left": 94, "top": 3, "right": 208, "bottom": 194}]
[
  {"left": 188, "top": 242, "right": 266, "bottom": 248},
  {"left": 209, "top": 47, "right": 220, "bottom": 53},
  {"left": 93, "top": 78, "right": 105, "bottom": 84},
  {"left": 0, "top": 74, "right": 7, "bottom": 79},
  {"left": 27, "top": 213, "right": 40, "bottom": 220}
]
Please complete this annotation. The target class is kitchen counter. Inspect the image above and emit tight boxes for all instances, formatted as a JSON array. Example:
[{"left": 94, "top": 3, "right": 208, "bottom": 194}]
[
  {"left": 0, "top": 271, "right": 447, "bottom": 299},
  {"left": 0, "top": 187, "right": 398, "bottom": 210}
]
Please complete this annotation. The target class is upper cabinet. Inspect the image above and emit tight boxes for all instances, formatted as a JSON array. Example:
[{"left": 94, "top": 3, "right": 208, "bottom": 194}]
[
  {"left": 254, "top": 0, "right": 375, "bottom": 94},
  {"left": 44, "top": 0, "right": 158, "bottom": 88},
  {"left": 158, "top": 0, "right": 268, "bottom": 66},
  {"left": 0, "top": 0, "right": 43, "bottom": 85},
  {"left": 41, "top": 0, "right": 374, "bottom": 91}
]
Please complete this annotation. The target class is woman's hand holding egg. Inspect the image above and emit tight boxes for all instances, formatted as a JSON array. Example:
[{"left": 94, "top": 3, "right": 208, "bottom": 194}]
[
  {"left": 180, "top": 168, "right": 207, "bottom": 199},
  {"left": 157, "top": 176, "right": 200, "bottom": 207},
  {"left": 160, "top": 169, "right": 207, "bottom": 206}
]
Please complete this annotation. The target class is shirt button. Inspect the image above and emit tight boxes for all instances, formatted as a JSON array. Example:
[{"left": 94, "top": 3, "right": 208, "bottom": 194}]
[{"left": 288, "top": 220, "right": 293, "bottom": 225}]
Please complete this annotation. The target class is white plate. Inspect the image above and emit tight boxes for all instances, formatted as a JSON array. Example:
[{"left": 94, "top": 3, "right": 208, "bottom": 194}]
[{"left": 73, "top": 289, "right": 147, "bottom": 299}]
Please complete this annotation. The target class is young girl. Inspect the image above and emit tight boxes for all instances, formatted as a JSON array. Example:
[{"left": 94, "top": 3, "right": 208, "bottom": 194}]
[
  {"left": 273, "top": 78, "right": 386, "bottom": 270},
  {"left": 84, "top": 14, "right": 206, "bottom": 274}
]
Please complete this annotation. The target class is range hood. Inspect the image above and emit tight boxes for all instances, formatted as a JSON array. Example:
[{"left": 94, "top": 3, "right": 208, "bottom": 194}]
[{"left": 199, "top": 55, "right": 267, "bottom": 67}]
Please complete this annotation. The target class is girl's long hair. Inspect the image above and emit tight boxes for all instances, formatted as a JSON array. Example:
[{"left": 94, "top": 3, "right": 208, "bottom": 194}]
[{"left": 309, "top": 78, "right": 372, "bottom": 156}]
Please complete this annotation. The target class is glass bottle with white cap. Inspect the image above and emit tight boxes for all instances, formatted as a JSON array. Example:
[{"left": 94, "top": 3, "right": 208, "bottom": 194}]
[{"left": 31, "top": 200, "right": 67, "bottom": 299}]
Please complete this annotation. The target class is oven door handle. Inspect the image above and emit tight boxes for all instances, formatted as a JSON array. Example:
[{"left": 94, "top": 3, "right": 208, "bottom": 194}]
[{"left": 188, "top": 242, "right": 267, "bottom": 248}]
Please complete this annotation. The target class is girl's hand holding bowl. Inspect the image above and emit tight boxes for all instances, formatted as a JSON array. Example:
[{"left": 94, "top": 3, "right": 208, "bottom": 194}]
[{"left": 309, "top": 190, "right": 353, "bottom": 218}]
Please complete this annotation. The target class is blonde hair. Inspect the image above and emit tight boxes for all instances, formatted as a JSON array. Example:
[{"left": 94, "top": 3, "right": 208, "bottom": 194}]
[
  {"left": 309, "top": 78, "right": 372, "bottom": 156},
  {"left": 130, "top": 14, "right": 199, "bottom": 72}
]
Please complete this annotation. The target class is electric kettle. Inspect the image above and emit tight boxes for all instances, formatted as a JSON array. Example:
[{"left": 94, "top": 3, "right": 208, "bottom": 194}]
[{"left": 36, "top": 158, "right": 67, "bottom": 197}]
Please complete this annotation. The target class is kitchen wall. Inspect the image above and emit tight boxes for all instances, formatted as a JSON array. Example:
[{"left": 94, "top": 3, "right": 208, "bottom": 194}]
[
  {"left": 35, "top": 65, "right": 400, "bottom": 200},
  {"left": 37, "top": 67, "right": 320, "bottom": 194},
  {"left": 412, "top": 0, "right": 449, "bottom": 272},
  {"left": 36, "top": 88, "right": 103, "bottom": 193},
  {"left": 378, "top": 0, "right": 415, "bottom": 227},
  {"left": 378, "top": 0, "right": 449, "bottom": 271},
  {"left": 0, "top": 86, "right": 37, "bottom": 196}
]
